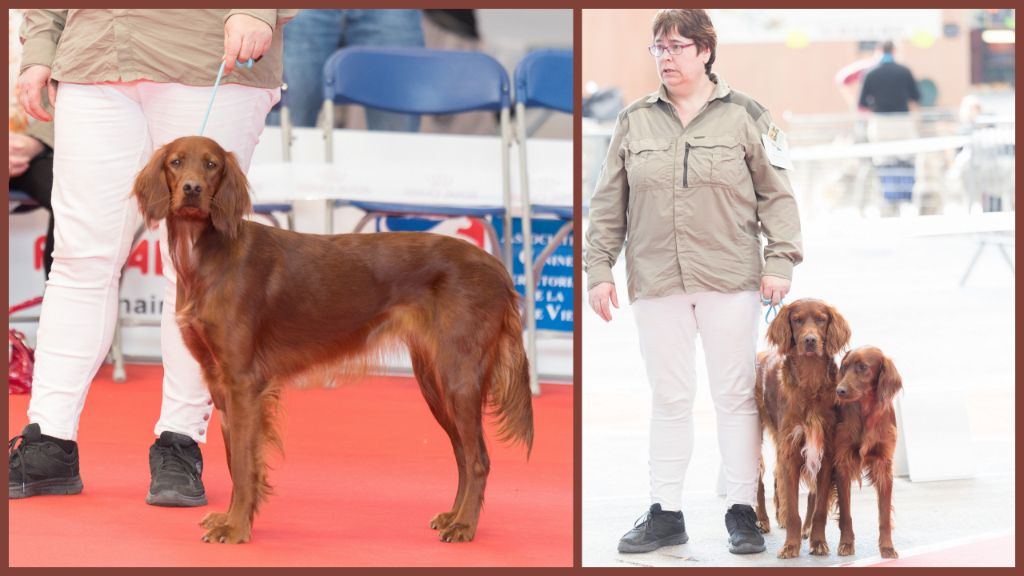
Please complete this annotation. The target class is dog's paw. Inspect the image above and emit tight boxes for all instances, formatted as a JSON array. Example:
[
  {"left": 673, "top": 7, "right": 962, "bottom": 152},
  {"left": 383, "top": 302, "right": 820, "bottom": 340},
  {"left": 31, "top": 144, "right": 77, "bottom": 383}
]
[
  {"left": 201, "top": 523, "right": 251, "bottom": 544},
  {"left": 880, "top": 546, "right": 898, "bottom": 559},
  {"left": 199, "top": 512, "right": 229, "bottom": 529},
  {"left": 809, "top": 539, "right": 830, "bottom": 556},
  {"left": 777, "top": 542, "right": 801, "bottom": 559},
  {"left": 755, "top": 518, "right": 771, "bottom": 534},
  {"left": 439, "top": 522, "right": 476, "bottom": 543},
  {"left": 801, "top": 527, "right": 811, "bottom": 540},
  {"left": 837, "top": 541, "right": 855, "bottom": 556},
  {"left": 429, "top": 512, "right": 455, "bottom": 531}
]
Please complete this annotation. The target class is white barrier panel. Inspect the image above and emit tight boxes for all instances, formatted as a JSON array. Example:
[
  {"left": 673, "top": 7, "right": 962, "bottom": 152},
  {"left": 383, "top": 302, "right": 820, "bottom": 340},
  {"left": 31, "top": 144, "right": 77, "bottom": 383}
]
[{"left": 9, "top": 127, "right": 573, "bottom": 379}]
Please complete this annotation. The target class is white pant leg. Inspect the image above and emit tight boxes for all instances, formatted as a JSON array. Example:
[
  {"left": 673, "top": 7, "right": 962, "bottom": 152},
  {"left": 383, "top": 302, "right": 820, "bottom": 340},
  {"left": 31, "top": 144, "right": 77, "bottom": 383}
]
[
  {"left": 692, "top": 290, "right": 761, "bottom": 508},
  {"left": 28, "top": 83, "right": 150, "bottom": 440},
  {"left": 138, "top": 82, "right": 279, "bottom": 443},
  {"left": 632, "top": 293, "right": 699, "bottom": 512}
]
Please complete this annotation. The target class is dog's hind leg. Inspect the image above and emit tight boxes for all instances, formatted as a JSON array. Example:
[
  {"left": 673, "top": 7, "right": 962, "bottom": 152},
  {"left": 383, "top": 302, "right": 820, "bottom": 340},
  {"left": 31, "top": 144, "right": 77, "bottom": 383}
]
[
  {"left": 436, "top": 362, "right": 489, "bottom": 543},
  {"left": 410, "top": 348, "right": 466, "bottom": 532}
]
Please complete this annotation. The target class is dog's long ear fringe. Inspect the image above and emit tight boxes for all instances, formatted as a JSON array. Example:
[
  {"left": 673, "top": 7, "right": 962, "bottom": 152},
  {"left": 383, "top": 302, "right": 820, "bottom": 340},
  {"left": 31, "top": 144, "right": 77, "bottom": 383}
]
[
  {"left": 211, "top": 151, "right": 252, "bottom": 239},
  {"left": 132, "top": 145, "right": 171, "bottom": 228},
  {"left": 825, "top": 306, "right": 852, "bottom": 357},
  {"left": 766, "top": 304, "right": 793, "bottom": 355},
  {"left": 877, "top": 355, "right": 903, "bottom": 408}
]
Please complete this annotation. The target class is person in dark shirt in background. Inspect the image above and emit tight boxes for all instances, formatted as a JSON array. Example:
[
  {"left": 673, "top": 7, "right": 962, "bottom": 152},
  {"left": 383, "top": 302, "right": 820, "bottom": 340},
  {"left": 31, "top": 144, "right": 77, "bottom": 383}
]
[{"left": 858, "top": 40, "right": 920, "bottom": 113}]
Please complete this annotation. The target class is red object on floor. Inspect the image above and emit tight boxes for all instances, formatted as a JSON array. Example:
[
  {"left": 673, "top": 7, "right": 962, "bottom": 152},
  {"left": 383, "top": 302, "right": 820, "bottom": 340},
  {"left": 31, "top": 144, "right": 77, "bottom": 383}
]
[
  {"left": 8, "top": 364, "right": 573, "bottom": 567},
  {"left": 844, "top": 534, "right": 1016, "bottom": 568}
]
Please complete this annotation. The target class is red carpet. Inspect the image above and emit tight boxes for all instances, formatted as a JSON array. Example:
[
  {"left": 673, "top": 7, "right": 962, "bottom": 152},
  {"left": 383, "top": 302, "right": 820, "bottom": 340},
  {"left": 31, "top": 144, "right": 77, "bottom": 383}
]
[
  {"left": 839, "top": 534, "right": 1016, "bottom": 568},
  {"left": 8, "top": 364, "right": 573, "bottom": 567}
]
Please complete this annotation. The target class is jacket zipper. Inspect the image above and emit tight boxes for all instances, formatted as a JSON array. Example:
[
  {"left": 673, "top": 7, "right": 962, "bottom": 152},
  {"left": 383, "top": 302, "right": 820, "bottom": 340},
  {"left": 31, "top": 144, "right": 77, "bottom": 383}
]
[{"left": 683, "top": 142, "right": 691, "bottom": 188}]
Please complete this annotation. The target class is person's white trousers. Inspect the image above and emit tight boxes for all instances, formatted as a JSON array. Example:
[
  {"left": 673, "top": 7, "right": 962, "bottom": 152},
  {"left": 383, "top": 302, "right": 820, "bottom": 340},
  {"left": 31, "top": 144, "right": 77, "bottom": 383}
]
[
  {"left": 28, "top": 81, "right": 278, "bottom": 442},
  {"left": 632, "top": 290, "right": 761, "bottom": 511}
]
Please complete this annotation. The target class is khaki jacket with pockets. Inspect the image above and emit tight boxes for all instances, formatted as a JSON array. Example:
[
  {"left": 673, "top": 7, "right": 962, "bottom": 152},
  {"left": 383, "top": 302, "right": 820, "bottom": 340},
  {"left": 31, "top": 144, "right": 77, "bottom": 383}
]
[{"left": 585, "top": 75, "right": 803, "bottom": 302}]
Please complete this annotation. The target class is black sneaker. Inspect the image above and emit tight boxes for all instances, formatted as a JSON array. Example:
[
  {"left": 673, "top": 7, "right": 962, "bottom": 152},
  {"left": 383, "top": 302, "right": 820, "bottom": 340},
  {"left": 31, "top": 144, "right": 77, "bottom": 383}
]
[
  {"left": 146, "top": 431, "right": 207, "bottom": 507},
  {"left": 726, "top": 504, "right": 767, "bottom": 554},
  {"left": 617, "top": 503, "right": 688, "bottom": 553},
  {"left": 8, "top": 423, "right": 83, "bottom": 499}
]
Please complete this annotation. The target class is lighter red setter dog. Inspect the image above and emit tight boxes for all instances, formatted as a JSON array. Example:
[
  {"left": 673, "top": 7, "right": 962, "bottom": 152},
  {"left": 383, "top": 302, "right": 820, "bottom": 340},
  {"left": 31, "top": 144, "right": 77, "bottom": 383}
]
[
  {"left": 834, "top": 346, "right": 902, "bottom": 559},
  {"left": 132, "top": 136, "right": 533, "bottom": 544},
  {"left": 754, "top": 299, "right": 850, "bottom": 558}
]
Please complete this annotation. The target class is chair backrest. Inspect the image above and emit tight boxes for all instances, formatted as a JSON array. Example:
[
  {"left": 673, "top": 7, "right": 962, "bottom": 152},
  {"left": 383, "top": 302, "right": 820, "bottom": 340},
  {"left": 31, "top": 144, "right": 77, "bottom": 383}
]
[
  {"left": 323, "top": 47, "right": 510, "bottom": 115},
  {"left": 513, "top": 49, "right": 573, "bottom": 114}
]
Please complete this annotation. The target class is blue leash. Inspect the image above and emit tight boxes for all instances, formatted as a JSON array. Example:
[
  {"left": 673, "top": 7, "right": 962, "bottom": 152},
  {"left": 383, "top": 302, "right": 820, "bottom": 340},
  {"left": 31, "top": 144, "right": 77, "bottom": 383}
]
[
  {"left": 763, "top": 297, "right": 785, "bottom": 324},
  {"left": 198, "top": 58, "right": 254, "bottom": 136}
]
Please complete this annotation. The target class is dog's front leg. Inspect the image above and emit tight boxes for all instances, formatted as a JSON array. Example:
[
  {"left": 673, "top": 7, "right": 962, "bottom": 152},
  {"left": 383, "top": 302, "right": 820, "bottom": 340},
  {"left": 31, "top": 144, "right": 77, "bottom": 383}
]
[
  {"left": 808, "top": 456, "right": 832, "bottom": 556},
  {"left": 201, "top": 385, "right": 262, "bottom": 544},
  {"left": 777, "top": 450, "right": 804, "bottom": 559},
  {"left": 836, "top": 469, "right": 855, "bottom": 556},
  {"left": 873, "top": 458, "right": 898, "bottom": 559}
]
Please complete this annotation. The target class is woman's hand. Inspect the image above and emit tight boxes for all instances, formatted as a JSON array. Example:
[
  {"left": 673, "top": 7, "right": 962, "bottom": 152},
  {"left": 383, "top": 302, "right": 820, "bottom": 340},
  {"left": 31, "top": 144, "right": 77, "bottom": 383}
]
[
  {"left": 223, "top": 14, "right": 273, "bottom": 75},
  {"left": 588, "top": 282, "right": 619, "bottom": 322},
  {"left": 760, "top": 275, "right": 791, "bottom": 306},
  {"left": 16, "top": 65, "right": 55, "bottom": 122}
]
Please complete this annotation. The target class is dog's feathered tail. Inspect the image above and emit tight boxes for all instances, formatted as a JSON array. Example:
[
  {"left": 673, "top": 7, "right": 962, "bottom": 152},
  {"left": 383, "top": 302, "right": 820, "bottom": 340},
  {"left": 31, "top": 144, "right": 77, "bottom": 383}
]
[{"left": 486, "top": 294, "right": 535, "bottom": 458}]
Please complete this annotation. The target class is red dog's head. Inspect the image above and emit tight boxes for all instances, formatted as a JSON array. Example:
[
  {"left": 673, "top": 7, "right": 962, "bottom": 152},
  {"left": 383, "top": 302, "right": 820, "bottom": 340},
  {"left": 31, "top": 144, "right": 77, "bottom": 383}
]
[
  {"left": 132, "top": 136, "right": 251, "bottom": 238},
  {"left": 767, "top": 298, "right": 851, "bottom": 358},
  {"left": 837, "top": 346, "right": 903, "bottom": 406}
]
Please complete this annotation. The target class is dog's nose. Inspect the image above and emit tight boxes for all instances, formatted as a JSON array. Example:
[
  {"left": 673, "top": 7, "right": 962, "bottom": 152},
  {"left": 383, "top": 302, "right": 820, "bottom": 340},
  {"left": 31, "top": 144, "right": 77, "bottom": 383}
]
[
  {"left": 182, "top": 181, "right": 203, "bottom": 198},
  {"left": 836, "top": 387, "right": 848, "bottom": 397},
  {"left": 803, "top": 335, "right": 817, "bottom": 346}
]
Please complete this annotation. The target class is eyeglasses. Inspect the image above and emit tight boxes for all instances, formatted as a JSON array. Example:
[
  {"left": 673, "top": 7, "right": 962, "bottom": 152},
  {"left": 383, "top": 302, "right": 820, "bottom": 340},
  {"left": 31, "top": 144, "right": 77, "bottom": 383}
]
[{"left": 648, "top": 42, "right": 696, "bottom": 57}]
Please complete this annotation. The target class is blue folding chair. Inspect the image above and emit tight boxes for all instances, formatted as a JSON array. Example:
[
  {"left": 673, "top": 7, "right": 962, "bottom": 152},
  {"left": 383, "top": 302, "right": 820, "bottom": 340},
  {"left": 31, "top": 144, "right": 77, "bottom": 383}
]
[
  {"left": 513, "top": 48, "right": 573, "bottom": 394},
  {"left": 321, "top": 46, "right": 513, "bottom": 266}
]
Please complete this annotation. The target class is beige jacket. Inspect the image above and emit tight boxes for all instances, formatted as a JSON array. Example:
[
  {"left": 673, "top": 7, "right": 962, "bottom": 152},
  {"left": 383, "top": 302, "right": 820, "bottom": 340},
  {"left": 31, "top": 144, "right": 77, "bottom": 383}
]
[
  {"left": 585, "top": 75, "right": 803, "bottom": 302},
  {"left": 19, "top": 9, "right": 298, "bottom": 90}
]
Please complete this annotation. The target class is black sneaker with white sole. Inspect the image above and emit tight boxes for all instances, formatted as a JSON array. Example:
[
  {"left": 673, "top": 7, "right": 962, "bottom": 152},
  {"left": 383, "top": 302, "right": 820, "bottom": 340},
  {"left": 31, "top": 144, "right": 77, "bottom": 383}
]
[
  {"left": 725, "top": 503, "right": 767, "bottom": 554},
  {"left": 146, "top": 431, "right": 207, "bottom": 507},
  {"left": 8, "top": 423, "right": 84, "bottom": 499},
  {"left": 617, "top": 503, "right": 688, "bottom": 553}
]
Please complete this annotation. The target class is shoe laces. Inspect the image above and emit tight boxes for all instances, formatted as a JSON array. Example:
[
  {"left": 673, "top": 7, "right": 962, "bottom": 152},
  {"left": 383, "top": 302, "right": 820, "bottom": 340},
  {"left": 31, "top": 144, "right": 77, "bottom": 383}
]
[
  {"left": 727, "top": 506, "right": 759, "bottom": 534},
  {"left": 632, "top": 510, "right": 655, "bottom": 531},
  {"left": 155, "top": 443, "right": 200, "bottom": 477},
  {"left": 8, "top": 434, "right": 44, "bottom": 471}
]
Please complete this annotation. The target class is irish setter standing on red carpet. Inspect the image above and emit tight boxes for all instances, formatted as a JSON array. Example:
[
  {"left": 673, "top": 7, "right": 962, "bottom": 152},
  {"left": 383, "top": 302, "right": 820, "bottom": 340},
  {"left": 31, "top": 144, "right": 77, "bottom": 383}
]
[
  {"left": 754, "top": 299, "right": 850, "bottom": 558},
  {"left": 132, "top": 136, "right": 533, "bottom": 544},
  {"left": 834, "top": 346, "right": 903, "bottom": 559}
]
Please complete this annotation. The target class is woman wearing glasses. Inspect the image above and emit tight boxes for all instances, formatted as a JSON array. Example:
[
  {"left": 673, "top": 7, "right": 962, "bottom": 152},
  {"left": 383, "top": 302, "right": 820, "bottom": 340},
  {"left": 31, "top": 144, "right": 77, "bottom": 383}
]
[{"left": 584, "top": 9, "right": 802, "bottom": 555}]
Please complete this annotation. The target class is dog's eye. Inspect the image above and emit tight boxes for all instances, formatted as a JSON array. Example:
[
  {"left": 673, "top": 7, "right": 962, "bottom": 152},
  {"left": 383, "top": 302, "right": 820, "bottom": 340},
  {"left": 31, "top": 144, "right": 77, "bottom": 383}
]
[
  {"left": 169, "top": 158, "right": 181, "bottom": 167},
  {"left": 816, "top": 317, "right": 826, "bottom": 324},
  {"left": 206, "top": 161, "right": 217, "bottom": 170}
]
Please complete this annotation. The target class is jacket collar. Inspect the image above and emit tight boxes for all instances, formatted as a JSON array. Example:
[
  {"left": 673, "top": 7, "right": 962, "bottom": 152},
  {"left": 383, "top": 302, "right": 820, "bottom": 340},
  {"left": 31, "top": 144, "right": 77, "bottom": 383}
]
[{"left": 646, "top": 72, "right": 732, "bottom": 105}]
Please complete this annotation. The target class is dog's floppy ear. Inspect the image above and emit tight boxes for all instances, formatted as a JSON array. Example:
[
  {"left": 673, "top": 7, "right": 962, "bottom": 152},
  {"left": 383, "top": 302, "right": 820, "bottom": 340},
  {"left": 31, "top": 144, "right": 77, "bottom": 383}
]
[
  {"left": 132, "top": 145, "right": 171, "bottom": 229},
  {"left": 876, "top": 354, "right": 903, "bottom": 407},
  {"left": 766, "top": 303, "right": 793, "bottom": 354},
  {"left": 210, "top": 151, "right": 252, "bottom": 239},
  {"left": 825, "top": 305, "right": 852, "bottom": 357}
]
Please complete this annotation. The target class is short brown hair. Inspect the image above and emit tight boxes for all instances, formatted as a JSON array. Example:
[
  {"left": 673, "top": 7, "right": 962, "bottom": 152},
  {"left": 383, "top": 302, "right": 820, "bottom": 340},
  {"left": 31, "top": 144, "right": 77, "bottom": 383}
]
[{"left": 652, "top": 9, "right": 717, "bottom": 75}]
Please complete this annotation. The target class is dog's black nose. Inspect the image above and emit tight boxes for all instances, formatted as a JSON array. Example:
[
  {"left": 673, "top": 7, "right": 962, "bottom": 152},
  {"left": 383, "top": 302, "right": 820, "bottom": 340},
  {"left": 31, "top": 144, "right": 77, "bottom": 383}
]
[
  {"left": 183, "top": 181, "right": 203, "bottom": 197},
  {"left": 837, "top": 387, "right": 848, "bottom": 397}
]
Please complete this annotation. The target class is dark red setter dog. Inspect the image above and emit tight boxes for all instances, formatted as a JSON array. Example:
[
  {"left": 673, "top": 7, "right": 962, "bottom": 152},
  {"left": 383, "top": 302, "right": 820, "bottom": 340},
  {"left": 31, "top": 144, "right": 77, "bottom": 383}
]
[
  {"left": 132, "top": 136, "right": 533, "bottom": 544},
  {"left": 754, "top": 299, "right": 850, "bottom": 558},
  {"left": 834, "top": 346, "right": 902, "bottom": 559}
]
